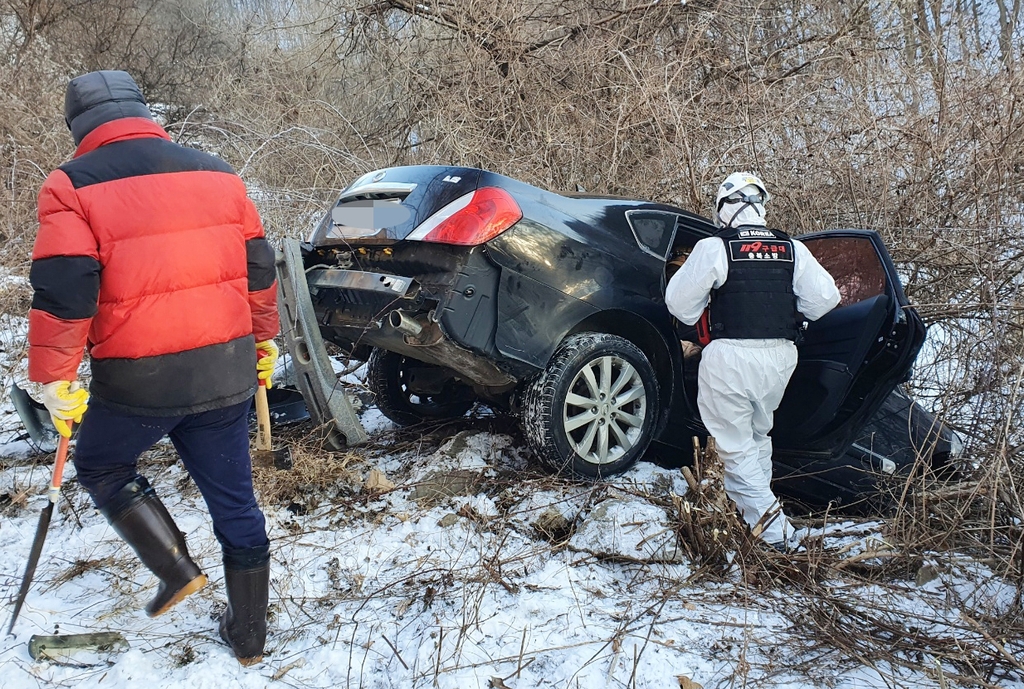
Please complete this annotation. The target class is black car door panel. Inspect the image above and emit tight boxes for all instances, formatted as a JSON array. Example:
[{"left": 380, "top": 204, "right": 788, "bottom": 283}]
[
  {"left": 775, "top": 294, "right": 891, "bottom": 439},
  {"left": 772, "top": 231, "right": 923, "bottom": 455},
  {"left": 796, "top": 294, "right": 890, "bottom": 367}
]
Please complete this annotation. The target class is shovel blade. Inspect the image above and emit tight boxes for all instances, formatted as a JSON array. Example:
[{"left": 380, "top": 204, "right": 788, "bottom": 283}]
[
  {"left": 253, "top": 447, "right": 293, "bottom": 471},
  {"left": 7, "top": 501, "right": 54, "bottom": 635},
  {"left": 9, "top": 384, "right": 58, "bottom": 454}
]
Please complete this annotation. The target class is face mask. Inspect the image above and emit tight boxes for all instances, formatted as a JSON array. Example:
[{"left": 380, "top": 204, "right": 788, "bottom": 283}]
[{"left": 717, "top": 200, "right": 766, "bottom": 229}]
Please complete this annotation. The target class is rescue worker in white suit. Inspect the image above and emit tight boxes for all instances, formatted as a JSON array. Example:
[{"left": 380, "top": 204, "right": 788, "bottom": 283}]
[{"left": 665, "top": 172, "right": 841, "bottom": 549}]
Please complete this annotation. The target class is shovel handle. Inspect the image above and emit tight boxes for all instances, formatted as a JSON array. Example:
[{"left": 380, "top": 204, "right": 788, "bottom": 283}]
[
  {"left": 254, "top": 349, "right": 274, "bottom": 451},
  {"left": 47, "top": 424, "right": 72, "bottom": 503},
  {"left": 256, "top": 348, "right": 269, "bottom": 387}
]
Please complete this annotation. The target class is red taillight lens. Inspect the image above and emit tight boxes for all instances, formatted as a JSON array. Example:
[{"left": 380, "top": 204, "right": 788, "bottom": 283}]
[{"left": 418, "top": 187, "right": 522, "bottom": 246}]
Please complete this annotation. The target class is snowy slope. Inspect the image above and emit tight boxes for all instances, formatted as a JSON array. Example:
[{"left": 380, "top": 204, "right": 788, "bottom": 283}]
[
  {"left": 0, "top": 266, "right": 1019, "bottom": 689},
  {"left": 2, "top": 407, "right": 1021, "bottom": 689}
]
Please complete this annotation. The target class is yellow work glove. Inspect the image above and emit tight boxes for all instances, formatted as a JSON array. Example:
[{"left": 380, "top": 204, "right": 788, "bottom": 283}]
[
  {"left": 42, "top": 380, "right": 88, "bottom": 438},
  {"left": 255, "top": 339, "right": 279, "bottom": 390}
]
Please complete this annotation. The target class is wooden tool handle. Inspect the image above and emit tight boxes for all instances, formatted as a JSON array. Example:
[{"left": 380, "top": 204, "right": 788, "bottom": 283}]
[{"left": 255, "top": 385, "right": 273, "bottom": 451}]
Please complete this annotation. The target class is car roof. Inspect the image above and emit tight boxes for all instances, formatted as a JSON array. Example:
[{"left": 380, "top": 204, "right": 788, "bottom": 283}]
[{"left": 556, "top": 191, "right": 714, "bottom": 227}]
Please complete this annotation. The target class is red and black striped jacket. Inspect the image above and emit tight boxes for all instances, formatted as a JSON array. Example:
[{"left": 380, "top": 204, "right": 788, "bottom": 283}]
[{"left": 28, "top": 117, "right": 278, "bottom": 416}]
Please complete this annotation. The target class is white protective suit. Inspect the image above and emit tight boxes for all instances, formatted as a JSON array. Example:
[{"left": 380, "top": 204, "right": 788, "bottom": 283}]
[{"left": 665, "top": 216, "right": 840, "bottom": 546}]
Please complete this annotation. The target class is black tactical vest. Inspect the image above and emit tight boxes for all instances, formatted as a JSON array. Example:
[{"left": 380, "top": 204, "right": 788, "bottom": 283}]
[{"left": 709, "top": 226, "right": 800, "bottom": 340}]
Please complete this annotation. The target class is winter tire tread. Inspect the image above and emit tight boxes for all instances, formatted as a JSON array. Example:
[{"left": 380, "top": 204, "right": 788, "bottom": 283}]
[
  {"left": 521, "top": 333, "right": 659, "bottom": 479},
  {"left": 366, "top": 349, "right": 474, "bottom": 426}
]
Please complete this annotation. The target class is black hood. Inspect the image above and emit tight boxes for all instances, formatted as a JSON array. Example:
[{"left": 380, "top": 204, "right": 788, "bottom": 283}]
[{"left": 64, "top": 70, "right": 153, "bottom": 146}]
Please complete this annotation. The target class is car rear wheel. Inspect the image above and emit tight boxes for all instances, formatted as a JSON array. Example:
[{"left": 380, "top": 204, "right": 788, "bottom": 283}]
[
  {"left": 367, "top": 349, "right": 475, "bottom": 426},
  {"left": 521, "top": 333, "right": 659, "bottom": 479}
]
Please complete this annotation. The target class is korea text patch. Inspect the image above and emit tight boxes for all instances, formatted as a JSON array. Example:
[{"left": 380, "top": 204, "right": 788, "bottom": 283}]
[{"left": 728, "top": 239, "right": 794, "bottom": 262}]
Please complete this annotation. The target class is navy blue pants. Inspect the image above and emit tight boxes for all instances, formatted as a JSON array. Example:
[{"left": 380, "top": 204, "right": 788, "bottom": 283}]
[{"left": 73, "top": 398, "right": 268, "bottom": 551}]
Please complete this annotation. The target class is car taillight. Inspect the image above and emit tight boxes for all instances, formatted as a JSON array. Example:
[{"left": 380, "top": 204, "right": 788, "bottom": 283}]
[{"left": 407, "top": 187, "right": 522, "bottom": 246}]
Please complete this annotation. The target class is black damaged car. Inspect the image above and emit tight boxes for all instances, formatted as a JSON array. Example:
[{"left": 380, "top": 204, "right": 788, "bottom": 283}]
[{"left": 278, "top": 165, "right": 959, "bottom": 509}]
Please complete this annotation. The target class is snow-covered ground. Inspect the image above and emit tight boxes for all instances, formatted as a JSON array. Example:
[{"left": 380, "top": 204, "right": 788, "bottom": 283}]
[
  {"left": 0, "top": 273, "right": 1019, "bottom": 688},
  {"left": 2, "top": 396, "right": 1021, "bottom": 688}
]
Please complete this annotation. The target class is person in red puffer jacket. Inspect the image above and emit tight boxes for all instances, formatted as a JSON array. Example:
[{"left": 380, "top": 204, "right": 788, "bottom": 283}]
[{"left": 28, "top": 70, "right": 276, "bottom": 666}]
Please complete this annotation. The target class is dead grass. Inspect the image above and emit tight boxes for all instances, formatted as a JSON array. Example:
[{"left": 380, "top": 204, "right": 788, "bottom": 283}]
[
  {"left": 49, "top": 556, "right": 116, "bottom": 589},
  {"left": 263, "top": 418, "right": 1019, "bottom": 685},
  {"left": 250, "top": 425, "right": 363, "bottom": 509},
  {"left": 643, "top": 438, "right": 1024, "bottom": 686}
]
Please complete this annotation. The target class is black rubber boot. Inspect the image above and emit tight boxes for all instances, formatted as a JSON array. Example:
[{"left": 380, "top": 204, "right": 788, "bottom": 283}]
[
  {"left": 219, "top": 543, "right": 270, "bottom": 666},
  {"left": 99, "top": 477, "right": 208, "bottom": 617}
]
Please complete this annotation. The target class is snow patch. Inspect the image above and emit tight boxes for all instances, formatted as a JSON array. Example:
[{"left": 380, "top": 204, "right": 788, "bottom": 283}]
[{"left": 570, "top": 497, "right": 687, "bottom": 564}]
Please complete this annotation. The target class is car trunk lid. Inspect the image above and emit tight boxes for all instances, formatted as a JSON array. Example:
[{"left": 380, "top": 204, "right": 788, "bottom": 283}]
[{"left": 308, "top": 166, "right": 484, "bottom": 246}]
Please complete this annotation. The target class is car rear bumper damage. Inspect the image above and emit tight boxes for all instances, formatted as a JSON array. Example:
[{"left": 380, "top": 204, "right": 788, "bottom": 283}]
[
  {"left": 276, "top": 238, "right": 367, "bottom": 448},
  {"left": 307, "top": 267, "right": 417, "bottom": 298},
  {"left": 293, "top": 241, "right": 516, "bottom": 391}
]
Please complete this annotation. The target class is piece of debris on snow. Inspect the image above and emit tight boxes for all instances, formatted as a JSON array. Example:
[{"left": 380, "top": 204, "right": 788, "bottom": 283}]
[
  {"left": 532, "top": 507, "right": 572, "bottom": 539},
  {"left": 437, "top": 512, "right": 460, "bottom": 528},
  {"left": 363, "top": 468, "right": 395, "bottom": 493},
  {"left": 510, "top": 488, "right": 589, "bottom": 539},
  {"left": 570, "top": 497, "right": 686, "bottom": 563},
  {"left": 411, "top": 430, "right": 514, "bottom": 479},
  {"left": 410, "top": 469, "right": 487, "bottom": 505},
  {"left": 914, "top": 560, "right": 943, "bottom": 587},
  {"left": 408, "top": 430, "right": 516, "bottom": 505}
]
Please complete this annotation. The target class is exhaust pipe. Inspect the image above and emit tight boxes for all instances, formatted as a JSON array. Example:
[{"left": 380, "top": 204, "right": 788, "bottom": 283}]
[
  {"left": 375, "top": 309, "right": 514, "bottom": 388},
  {"left": 389, "top": 310, "right": 424, "bottom": 337}
]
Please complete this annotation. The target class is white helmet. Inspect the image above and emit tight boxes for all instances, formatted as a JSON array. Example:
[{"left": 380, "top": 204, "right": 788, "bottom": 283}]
[{"left": 714, "top": 172, "right": 769, "bottom": 228}]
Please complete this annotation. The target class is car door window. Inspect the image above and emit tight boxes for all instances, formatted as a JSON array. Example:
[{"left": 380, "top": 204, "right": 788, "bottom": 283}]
[
  {"left": 800, "top": 236, "right": 889, "bottom": 306},
  {"left": 626, "top": 211, "right": 677, "bottom": 260},
  {"left": 664, "top": 218, "right": 714, "bottom": 286}
]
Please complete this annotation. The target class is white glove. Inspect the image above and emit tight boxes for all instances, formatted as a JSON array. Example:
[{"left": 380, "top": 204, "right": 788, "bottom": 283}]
[{"left": 42, "top": 380, "right": 88, "bottom": 438}]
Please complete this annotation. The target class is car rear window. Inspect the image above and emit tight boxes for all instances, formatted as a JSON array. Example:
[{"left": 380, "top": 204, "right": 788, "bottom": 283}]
[
  {"left": 801, "top": 235, "right": 888, "bottom": 307},
  {"left": 626, "top": 211, "right": 677, "bottom": 259}
]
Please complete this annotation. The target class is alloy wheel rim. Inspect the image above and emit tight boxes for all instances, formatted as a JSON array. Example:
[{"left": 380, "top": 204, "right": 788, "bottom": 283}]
[{"left": 562, "top": 354, "right": 647, "bottom": 465}]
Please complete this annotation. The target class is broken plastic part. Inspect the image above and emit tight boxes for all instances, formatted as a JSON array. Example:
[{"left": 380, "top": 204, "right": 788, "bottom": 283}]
[
  {"left": 28, "top": 632, "right": 128, "bottom": 662},
  {"left": 276, "top": 239, "right": 367, "bottom": 448}
]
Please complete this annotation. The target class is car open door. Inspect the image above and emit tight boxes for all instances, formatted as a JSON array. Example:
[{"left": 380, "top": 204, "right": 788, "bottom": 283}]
[{"left": 772, "top": 230, "right": 926, "bottom": 459}]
